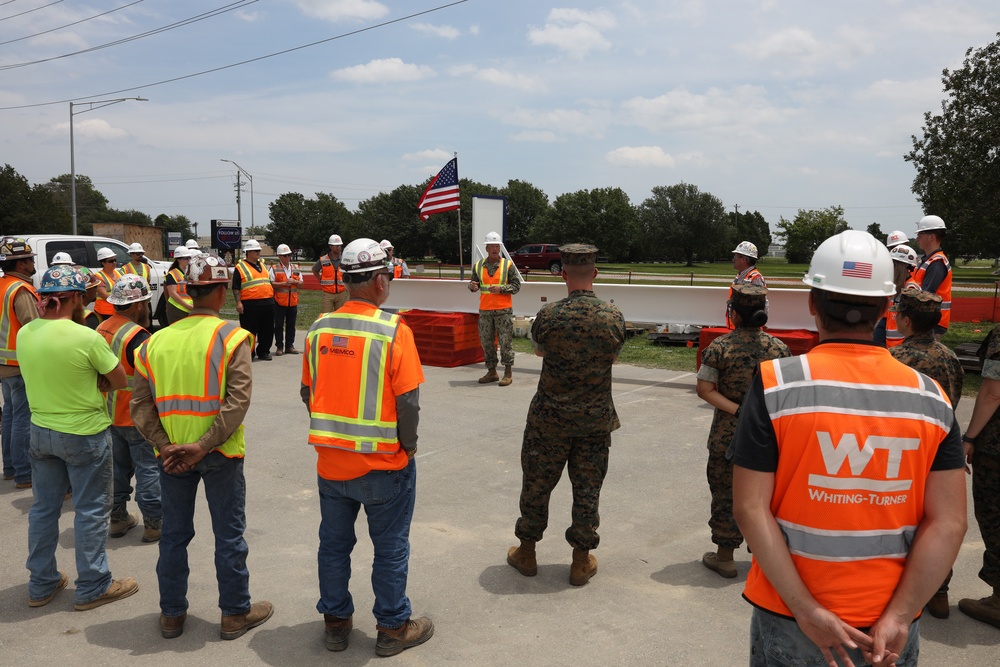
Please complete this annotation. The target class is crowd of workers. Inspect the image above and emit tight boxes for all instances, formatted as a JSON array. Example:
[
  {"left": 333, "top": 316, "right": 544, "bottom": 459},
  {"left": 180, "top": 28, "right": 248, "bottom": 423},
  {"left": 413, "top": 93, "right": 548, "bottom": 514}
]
[{"left": 1, "top": 215, "right": 999, "bottom": 664}]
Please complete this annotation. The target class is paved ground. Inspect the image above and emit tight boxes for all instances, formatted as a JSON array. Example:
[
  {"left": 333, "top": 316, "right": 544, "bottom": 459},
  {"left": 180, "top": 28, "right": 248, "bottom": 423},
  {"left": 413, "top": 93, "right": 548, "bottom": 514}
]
[{"left": 1, "top": 348, "right": 997, "bottom": 665}]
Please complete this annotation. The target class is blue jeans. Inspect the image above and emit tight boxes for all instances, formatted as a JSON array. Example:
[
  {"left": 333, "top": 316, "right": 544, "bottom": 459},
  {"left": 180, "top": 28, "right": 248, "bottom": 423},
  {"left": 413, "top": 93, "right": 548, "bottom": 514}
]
[
  {"left": 750, "top": 608, "right": 920, "bottom": 667},
  {"left": 317, "top": 457, "right": 416, "bottom": 629},
  {"left": 2, "top": 375, "right": 33, "bottom": 483},
  {"left": 157, "top": 453, "right": 250, "bottom": 617},
  {"left": 110, "top": 426, "right": 162, "bottom": 520},
  {"left": 27, "top": 425, "right": 114, "bottom": 605}
]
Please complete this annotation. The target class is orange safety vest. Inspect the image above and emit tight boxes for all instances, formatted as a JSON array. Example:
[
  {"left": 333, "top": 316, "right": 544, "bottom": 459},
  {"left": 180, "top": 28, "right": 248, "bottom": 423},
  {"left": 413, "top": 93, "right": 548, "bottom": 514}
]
[
  {"left": 0, "top": 276, "right": 38, "bottom": 367},
  {"left": 391, "top": 258, "right": 404, "bottom": 279},
  {"left": 94, "top": 268, "right": 122, "bottom": 316},
  {"left": 475, "top": 257, "right": 513, "bottom": 311},
  {"left": 271, "top": 262, "right": 302, "bottom": 307},
  {"left": 911, "top": 250, "right": 952, "bottom": 330},
  {"left": 885, "top": 280, "right": 921, "bottom": 348},
  {"left": 726, "top": 268, "right": 766, "bottom": 328},
  {"left": 122, "top": 261, "right": 151, "bottom": 282},
  {"left": 166, "top": 267, "right": 191, "bottom": 313},
  {"left": 319, "top": 255, "right": 346, "bottom": 294},
  {"left": 235, "top": 260, "right": 274, "bottom": 301},
  {"left": 96, "top": 314, "right": 145, "bottom": 427},
  {"left": 743, "top": 344, "right": 954, "bottom": 627}
]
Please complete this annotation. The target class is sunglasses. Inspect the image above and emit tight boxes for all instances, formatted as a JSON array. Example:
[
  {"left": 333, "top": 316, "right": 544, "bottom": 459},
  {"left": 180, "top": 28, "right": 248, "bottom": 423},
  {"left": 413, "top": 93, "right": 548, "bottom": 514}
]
[{"left": 102, "top": 259, "right": 117, "bottom": 264}]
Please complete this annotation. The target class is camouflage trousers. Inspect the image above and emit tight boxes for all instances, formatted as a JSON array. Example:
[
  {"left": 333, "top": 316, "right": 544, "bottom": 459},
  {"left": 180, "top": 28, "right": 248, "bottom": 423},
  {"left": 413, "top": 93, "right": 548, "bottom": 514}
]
[
  {"left": 972, "top": 450, "right": 1000, "bottom": 589},
  {"left": 514, "top": 422, "right": 610, "bottom": 550},
  {"left": 478, "top": 309, "right": 514, "bottom": 369},
  {"left": 707, "top": 447, "right": 743, "bottom": 549}
]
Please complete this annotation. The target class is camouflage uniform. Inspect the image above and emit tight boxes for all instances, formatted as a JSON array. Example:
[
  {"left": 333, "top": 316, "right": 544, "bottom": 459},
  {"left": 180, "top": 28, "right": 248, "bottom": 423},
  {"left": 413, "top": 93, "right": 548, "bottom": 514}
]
[
  {"left": 698, "top": 309, "right": 791, "bottom": 549},
  {"left": 972, "top": 324, "right": 1000, "bottom": 589},
  {"left": 470, "top": 259, "right": 520, "bottom": 370},
  {"left": 890, "top": 331, "right": 964, "bottom": 409},
  {"left": 514, "top": 245, "right": 625, "bottom": 551}
]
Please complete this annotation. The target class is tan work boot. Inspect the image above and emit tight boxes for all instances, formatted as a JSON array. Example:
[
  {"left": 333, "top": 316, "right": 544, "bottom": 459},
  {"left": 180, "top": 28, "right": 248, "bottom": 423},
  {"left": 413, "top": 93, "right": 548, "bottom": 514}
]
[
  {"left": 221, "top": 601, "right": 274, "bottom": 640},
  {"left": 958, "top": 593, "right": 1000, "bottom": 628},
  {"left": 926, "top": 590, "right": 950, "bottom": 619},
  {"left": 110, "top": 509, "right": 139, "bottom": 538},
  {"left": 506, "top": 540, "right": 537, "bottom": 576},
  {"left": 375, "top": 616, "right": 434, "bottom": 657},
  {"left": 28, "top": 571, "right": 68, "bottom": 608},
  {"left": 74, "top": 578, "right": 139, "bottom": 611},
  {"left": 324, "top": 614, "right": 353, "bottom": 651},
  {"left": 160, "top": 612, "right": 187, "bottom": 639},
  {"left": 142, "top": 517, "right": 162, "bottom": 543},
  {"left": 569, "top": 548, "right": 597, "bottom": 586},
  {"left": 498, "top": 365, "right": 513, "bottom": 387},
  {"left": 478, "top": 368, "right": 499, "bottom": 384},
  {"left": 702, "top": 550, "right": 738, "bottom": 579}
]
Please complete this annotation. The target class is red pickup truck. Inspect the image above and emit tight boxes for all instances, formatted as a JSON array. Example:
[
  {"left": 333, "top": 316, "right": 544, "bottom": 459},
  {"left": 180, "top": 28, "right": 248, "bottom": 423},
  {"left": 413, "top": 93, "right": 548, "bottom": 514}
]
[{"left": 511, "top": 243, "right": 563, "bottom": 274}]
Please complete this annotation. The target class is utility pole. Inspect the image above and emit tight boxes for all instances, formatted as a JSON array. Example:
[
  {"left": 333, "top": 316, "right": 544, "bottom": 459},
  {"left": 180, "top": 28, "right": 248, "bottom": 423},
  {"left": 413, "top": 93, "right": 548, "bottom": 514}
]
[
  {"left": 235, "top": 174, "right": 243, "bottom": 233},
  {"left": 193, "top": 221, "right": 198, "bottom": 243}
]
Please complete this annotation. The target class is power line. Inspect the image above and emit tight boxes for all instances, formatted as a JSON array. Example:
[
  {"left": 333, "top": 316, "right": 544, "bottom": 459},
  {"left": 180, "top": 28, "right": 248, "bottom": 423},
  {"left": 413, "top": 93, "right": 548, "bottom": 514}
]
[
  {"left": 0, "top": 0, "right": 64, "bottom": 22},
  {"left": 0, "top": 0, "right": 146, "bottom": 47},
  {"left": 0, "top": 0, "right": 471, "bottom": 110}
]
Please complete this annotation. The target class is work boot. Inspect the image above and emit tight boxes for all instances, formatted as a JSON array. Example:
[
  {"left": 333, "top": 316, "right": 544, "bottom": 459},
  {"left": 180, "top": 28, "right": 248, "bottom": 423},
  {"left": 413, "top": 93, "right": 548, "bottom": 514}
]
[
  {"left": 274, "top": 349, "right": 284, "bottom": 356},
  {"left": 221, "top": 601, "right": 274, "bottom": 640},
  {"left": 142, "top": 517, "right": 162, "bottom": 543},
  {"left": 958, "top": 593, "right": 1000, "bottom": 629},
  {"left": 926, "top": 591, "right": 950, "bottom": 619},
  {"left": 160, "top": 612, "right": 187, "bottom": 639},
  {"left": 478, "top": 368, "right": 499, "bottom": 384},
  {"left": 110, "top": 509, "right": 139, "bottom": 538},
  {"left": 28, "top": 571, "right": 68, "bottom": 608},
  {"left": 702, "top": 548, "right": 738, "bottom": 579},
  {"left": 506, "top": 540, "right": 537, "bottom": 576},
  {"left": 375, "top": 616, "right": 434, "bottom": 657},
  {"left": 498, "top": 365, "right": 513, "bottom": 387},
  {"left": 74, "top": 578, "right": 139, "bottom": 611},
  {"left": 324, "top": 614, "right": 353, "bottom": 652},
  {"left": 569, "top": 548, "right": 598, "bottom": 586},
  {"left": 286, "top": 346, "right": 300, "bottom": 354}
]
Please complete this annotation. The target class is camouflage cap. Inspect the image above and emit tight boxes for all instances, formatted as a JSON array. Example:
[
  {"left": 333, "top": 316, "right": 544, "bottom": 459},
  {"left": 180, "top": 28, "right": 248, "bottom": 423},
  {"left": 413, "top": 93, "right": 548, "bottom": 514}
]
[
  {"left": 559, "top": 243, "right": 598, "bottom": 266},
  {"left": 891, "top": 284, "right": 942, "bottom": 313},
  {"left": 728, "top": 283, "right": 768, "bottom": 307}
]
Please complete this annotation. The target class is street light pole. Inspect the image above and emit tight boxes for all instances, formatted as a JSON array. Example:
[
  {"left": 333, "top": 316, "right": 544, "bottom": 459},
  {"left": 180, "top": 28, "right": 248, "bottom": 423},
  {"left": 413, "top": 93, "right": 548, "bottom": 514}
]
[
  {"left": 220, "top": 159, "right": 254, "bottom": 236},
  {"left": 69, "top": 97, "right": 147, "bottom": 235}
]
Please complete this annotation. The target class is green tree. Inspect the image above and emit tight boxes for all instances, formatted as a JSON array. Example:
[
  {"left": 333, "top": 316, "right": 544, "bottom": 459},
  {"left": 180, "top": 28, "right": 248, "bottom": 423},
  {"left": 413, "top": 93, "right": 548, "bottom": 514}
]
[
  {"left": 639, "top": 183, "right": 731, "bottom": 265},
  {"left": 101, "top": 209, "right": 153, "bottom": 226},
  {"left": 425, "top": 179, "right": 500, "bottom": 264},
  {"left": 0, "top": 164, "right": 71, "bottom": 234},
  {"left": 732, "top": 209, "right": 772, "bottom": 261},
  {"left": 905, "top": 32, "right": 1000, "bottom": 257},
  {"left": 866, "top": 222, "right": 886, "bottom": 245},
  {"left": 498, "top": 179, "right": 549, "bottom": 249},
  {"left": 531, "top": 187, "right": 639, "bottom": 262},
  {"left": 776, "top": 206, "right": 850, "bottom": 264},
  {"left": 355, "top": 183, "right": 429, "bottom": 261},
  {"left": 154, "top": 214, "right": 195, "bottom": 241},
  {"left": 41, "top": 173, "right": 109, "bottom": 235},
  {"left": 266, "top": 192, "right": 355, "bottom": 260}
]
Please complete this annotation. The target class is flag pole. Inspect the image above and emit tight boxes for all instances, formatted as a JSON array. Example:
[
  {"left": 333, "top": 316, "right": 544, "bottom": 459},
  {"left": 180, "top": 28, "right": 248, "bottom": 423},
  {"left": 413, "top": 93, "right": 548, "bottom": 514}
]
[{"left": 455, "top": 151, "right": 464, "bottom": 280}]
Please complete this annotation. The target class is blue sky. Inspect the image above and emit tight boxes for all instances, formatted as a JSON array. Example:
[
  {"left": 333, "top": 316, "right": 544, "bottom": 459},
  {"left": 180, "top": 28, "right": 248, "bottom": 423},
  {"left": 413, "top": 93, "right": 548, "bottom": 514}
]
[{"left": 2, "top": 0, "right": 999, "bottom": 237}]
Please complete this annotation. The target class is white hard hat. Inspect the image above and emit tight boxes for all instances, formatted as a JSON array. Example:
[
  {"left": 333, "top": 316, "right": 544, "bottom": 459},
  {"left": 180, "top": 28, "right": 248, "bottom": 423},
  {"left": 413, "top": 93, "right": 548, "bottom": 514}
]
[
  {"left": 803, "top": 230, "right": 895, "bottom": 297},
  {"left": 276, "top": 243, "right": 292, "bottom": 255},
  {"left": 243, "top": 239, "right": 262, "bottom": 252},
  {"left": 107, "top": 274, "right": 152, "bottom": 305},
  {"left": 127, "top": 242, "right": 145, "bottom": 254},
  {"left": 185, "top": 239, "right": 200, "bottom": 249},
  {"left": 885, "top": 230, "right": 909, "bottom": 248},
  {"left": 732, "top": 241, "right": 758, "bottom": 259},
  {"left": 484, "top": 231, "right": 501, "bottom": 244},
  {"left": 328, "top": 234, "right": 343, "bottom": 246},
  {"left": 341, "top": 238, "right": 388, "bottom": 274},
  {"left": 173, "top": 245, "right": 192, "bottom": 259},
  {"left": 186, "top": 255, "right": 231, "bottom": 285},
  {"left": 889, "top": 244, "right": 920, "bottom": 268},
  {"left": 96, "top": 247, "right": 117, "bottom": 262},
  {"left": 379, "top": 239, "right": 393, "bottom": 250},
  {"left": 51, "top": 252, "right": 74, "bottom": 265},
  {"left": 916, "top": 215, "right": 946, "bottom": 233}
]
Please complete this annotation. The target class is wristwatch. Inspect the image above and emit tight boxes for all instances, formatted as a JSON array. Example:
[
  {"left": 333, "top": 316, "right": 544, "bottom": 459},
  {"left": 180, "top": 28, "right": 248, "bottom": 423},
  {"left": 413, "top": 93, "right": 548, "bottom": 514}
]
[{"left": 963, "top": 433, "right": 978, "bottom": 445}]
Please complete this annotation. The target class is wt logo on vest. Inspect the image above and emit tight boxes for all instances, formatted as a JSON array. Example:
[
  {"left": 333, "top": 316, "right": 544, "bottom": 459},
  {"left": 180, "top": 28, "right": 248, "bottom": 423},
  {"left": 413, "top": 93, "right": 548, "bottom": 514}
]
[{"left": 809, "top": 432, "right": 919, "bottom": 493}]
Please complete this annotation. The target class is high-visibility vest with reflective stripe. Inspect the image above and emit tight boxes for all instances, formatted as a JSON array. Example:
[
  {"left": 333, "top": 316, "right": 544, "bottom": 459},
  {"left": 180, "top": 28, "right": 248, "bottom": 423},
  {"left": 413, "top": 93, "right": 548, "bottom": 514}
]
[
  {"left": 0, "top": 276, "right": 38, "bottom": 367},
  {"left": 134, "top": 315, "right": 253, "bottom": 458},
  {"left": 271, "top": 263, "right": 301, "bottom": 307},
  {"left": 94, "top": 268, "right": 122, "bottom": 315},
  {"left": 166, "top": 268, "right": 192, "bottom": 313},
  {"left": 319, "top": 255, "right": 345, "bottom": 294},
  {"left": 306, "top": 309, "right": 402, "bottom": 454},
  {"left": 912, "top": 250, "right": 952, "bottom": 330},
  {"left": 475, "top": 258, "right": 513, "bottom": 311},
  {"left": 391, "top": 259, "right": 404, "bottom": 279},
  {"left": 96, "top": 314, "right": 144, "bottom": 427},
  {"left": 122, "top": 261, "right": 151, "bottom": 282},
  {"left": 726, "top": 268, "right": 765, "bottom": 328},
  {"left": 235, "top": 260, "right": 273, "bottom": 300},
  {"left": 743, "top": 344, "right": 954, "bottom": 626},
  {"left": 885, "top": 281, "right": 921, "bottom": 348}
]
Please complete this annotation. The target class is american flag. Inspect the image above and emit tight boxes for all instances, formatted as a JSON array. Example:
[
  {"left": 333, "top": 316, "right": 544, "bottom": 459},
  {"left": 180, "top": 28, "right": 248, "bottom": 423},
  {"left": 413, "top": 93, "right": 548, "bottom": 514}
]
[
  {"left": 417, "top": 158, "right": 460, "bottom": 220},
  {"left": 841, "top": 261, "right": 873, "bottom": 278}
]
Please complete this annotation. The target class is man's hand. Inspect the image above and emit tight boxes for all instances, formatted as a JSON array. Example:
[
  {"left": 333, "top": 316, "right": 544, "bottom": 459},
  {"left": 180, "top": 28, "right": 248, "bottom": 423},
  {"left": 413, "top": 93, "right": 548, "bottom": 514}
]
[
  {"left": 97, "top": 375, "right": 112, "bottom": 393},
  {"left": 405, "top": 448, "right": 417, "bottom": 459},
  {"left": 964, "top": 441, "right": 974, "bottom": 474},
  {"left": 468, "top": 281, "right": 479, "bottom": 292},
  {"left": 794, "top": 606, "right": 871, "bottom": 667},
  {"left": 160, "top": 443, "right": 210, "bottom": 474},
  {"left": 235, "top": 301, "right": 244, "bottom": 314},
  {"left": 862, "top": 613, "right": 907, "bottom": 667},
  {"left": 488, "top": 285, "right": 502, "bottom": 294}
]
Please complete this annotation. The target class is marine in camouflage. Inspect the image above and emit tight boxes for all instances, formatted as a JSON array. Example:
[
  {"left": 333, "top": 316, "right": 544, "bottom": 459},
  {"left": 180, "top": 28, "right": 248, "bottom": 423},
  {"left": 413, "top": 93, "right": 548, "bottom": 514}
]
[
  {"left": 971, "top": 323, "right": 1000, "bottom": 588},
  {"left": 478, "top": 309, "right": 515, "bottom": 369},
  {"left": 890, "top": 331, "right": 964, "bottom": 409}
]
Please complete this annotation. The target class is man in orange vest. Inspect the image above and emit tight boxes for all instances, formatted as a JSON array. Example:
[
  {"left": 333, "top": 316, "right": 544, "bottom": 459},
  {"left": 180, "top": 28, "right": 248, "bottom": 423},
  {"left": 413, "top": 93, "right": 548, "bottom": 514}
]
[
  {"left": 301, "top": 238, "right": 433, "bottom": 657},
  {"left": 731, "top": 230, "right": 966, "bottom": 666},
  {"left": 468, "top": 231, "right": 520, "bottom": 386},
  {"left": 727, "top": 242, "right": 766, "bottom": 329},
  {"left": 269, "top": 243, "right": 303, "bottom": 356},
  {"left": 97, "top": 274, "right": 162, "bottom": 543},
  {"left": 0, "top": 237, "right": 39, "bottom": 489},
  {"left": 912, "top": 215, "right": 952, "bottom": 337},
  {"left": 311, "top": 234, "right": 348, "bottom": 313},
  {"left": 233, "top": 240, "right": 274, "bottom": 361},
  {"left": 380, "top": 239, "right": 410, "bottom": 279},
  {"left": 122, "top": 242, "right": 152, "bottom": 282}
]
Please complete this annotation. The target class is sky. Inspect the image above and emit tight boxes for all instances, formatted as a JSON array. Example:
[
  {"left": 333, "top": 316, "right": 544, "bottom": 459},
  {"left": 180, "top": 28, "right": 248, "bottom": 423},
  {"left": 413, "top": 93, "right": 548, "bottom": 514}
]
[{"left": 2, "top": 0, "right": 999, "bottom": 239}]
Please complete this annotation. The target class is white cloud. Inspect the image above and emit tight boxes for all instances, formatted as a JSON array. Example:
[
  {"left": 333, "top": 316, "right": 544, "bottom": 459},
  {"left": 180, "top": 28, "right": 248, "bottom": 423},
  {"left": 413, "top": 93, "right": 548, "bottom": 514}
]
[
  {"left": 292, "top": 0, "right": 387, "bottom": 22},
  {"left": 469, "top": 25, "right": 480, "bottom": 36},
  {"left": 402, "top": 149, "right": 452, "bottom": 162},
  {"left": 735, "top": 25, "right": 876, "bottom": 75},
  {"left": 450, "top": 66, "right": 546, "bottom": 92},
  {"left": 40, "top": 119, "right": 129, "bottom": 141},
  {"left": 500, "top": 106, "right": 613, "bottom": 138},
  {"left": 236, "top": 10, "right": 258, "bottom": 22},
  {"left": 528, "top": 8, "right": 616, "bottom": 59},
  {"left": 622, "top": 85, "right": 790, "bottom": 132},
  {"left": 410, "top": 22, "right": 460, "bottom": 39},
  {"left": 331, "top": 58, "right": 434, "bottom": 83},
  {"left": 900, "top": 4, "right": 991, "bottom": 36},
  {"left": 510, "top": 130, "right": 562, "bottom": 143},
  {"left": 606, "top": 146, "right": 676, "bottom": 168},
  {"left": 856, "top": 77, "right": 941, "bottom": 106}
]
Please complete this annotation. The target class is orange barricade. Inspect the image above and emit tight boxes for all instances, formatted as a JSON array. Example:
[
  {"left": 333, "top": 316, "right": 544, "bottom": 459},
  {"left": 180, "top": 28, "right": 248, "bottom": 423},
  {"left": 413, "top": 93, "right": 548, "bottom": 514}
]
[{"left": 400, "top": 309, "right": 486, "bottom": 368}]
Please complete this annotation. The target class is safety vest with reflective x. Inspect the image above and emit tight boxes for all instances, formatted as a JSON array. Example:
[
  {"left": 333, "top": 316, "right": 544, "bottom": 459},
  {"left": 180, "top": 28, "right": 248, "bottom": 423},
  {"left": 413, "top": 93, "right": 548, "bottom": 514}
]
[
  {"left": 134, "top": 315, "right": 253, "bottom": 458},
  {"left": 235, "top": 260, "right": 274, "bottom": 301},
  {"left": 306, "top": 309, "right": 401, "bottom": 454},
  {"left": 0, "top": 276, "right": 38, "bottom": 367},
  {"left": 96, "top": 314, "right": 144, "bottom": 427}
]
